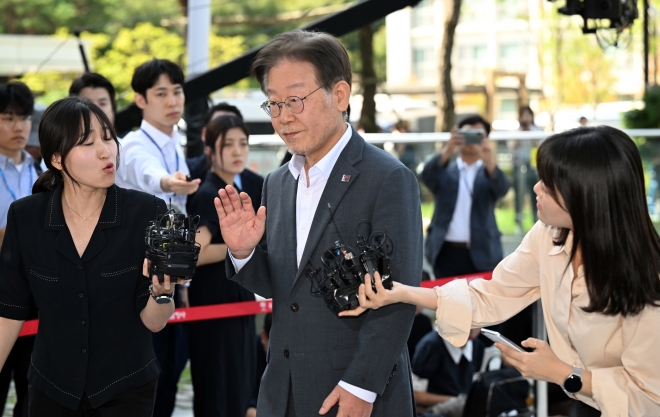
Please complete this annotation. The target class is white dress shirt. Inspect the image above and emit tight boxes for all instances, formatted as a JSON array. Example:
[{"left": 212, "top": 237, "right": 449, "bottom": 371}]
[
  {"left": 231, "top": 124, "right": 377, "bottom": 403},
  {"left": 442, "top": 338, "right": 473, "bottom": 365},
  {"left": 0, "top": 151, "right": 37, "bottom": 229},
  {"left": 444, "top": 157, "right": 483, "bottom": 243},
  {"left": 116, "top": 120, "right": 190, "bottom": 214}
]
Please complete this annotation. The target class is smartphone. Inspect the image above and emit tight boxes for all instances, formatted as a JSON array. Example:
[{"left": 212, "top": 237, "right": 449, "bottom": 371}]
[
  {"left": 456, "top": 129, "right": 484, "bottom": 145},
  {"left": 480, "top": 329, "right": 524, "bottom": 352}
]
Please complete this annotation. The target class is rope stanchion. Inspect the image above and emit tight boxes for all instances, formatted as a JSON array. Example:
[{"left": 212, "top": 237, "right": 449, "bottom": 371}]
[{"left": 17, "top": 272, "right": 493, "bottom": 337}]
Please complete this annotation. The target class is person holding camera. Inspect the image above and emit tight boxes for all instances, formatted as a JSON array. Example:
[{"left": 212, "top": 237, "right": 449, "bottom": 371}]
[
  {"left": 342, "top": 126, "right": 660, "bottom": 416},
  {"left": 0, "top": 97, "right": 188, "bottom": 416},
  {"left": 422, "top": 115, "right": 510, "bottom": 279}
]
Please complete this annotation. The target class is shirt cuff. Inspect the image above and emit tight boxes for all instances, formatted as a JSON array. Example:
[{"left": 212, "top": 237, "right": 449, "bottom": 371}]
[
  {"left": 228, "top": 248, "right": 255, "bottom": 273},
  {"left": 338, "top": 381, "right": 377, "bottom": 403}
]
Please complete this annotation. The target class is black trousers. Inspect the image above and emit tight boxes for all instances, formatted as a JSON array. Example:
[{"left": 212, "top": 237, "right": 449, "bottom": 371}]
[
  {"left": 433, "top": 245, "right": 478, "bottom": 279},
  {"left": 568, "top": 400, "right": 601, "bottom": 417},
  {"left": 28, "top": 378, "right": 158, "bottom": 417},
  {"left": 0, "top": 335, "right": 34, "bottom": 417},
  {"left": 151, "top": 322, "right": 187, "bottom": 417},
  {"left": 151, "top": 288, "right": 188, "bottom": 417}
]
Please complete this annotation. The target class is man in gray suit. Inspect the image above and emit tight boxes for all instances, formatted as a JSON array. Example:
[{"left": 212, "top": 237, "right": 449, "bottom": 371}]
[
  {"left": 422, "top": 115, "right": 510, "bottom": 279},
  {"left": 214, "top": 30, "right": 422, "bottom": 417}
]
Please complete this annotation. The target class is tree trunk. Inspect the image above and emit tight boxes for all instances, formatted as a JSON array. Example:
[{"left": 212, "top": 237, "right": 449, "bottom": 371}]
[
  {"left": 359, "top": 24, "right": 379, "bottom": 133},
  {"left": 435, "top": 0, "right": 462, "bottom": 132}
]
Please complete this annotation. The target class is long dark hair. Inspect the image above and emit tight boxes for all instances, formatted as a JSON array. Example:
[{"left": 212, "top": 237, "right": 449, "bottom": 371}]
[
  {"left": 537, "top": 126, "right": 660, "bottom": 316},
  {"left": 32, "top": 97, "right": 118, "bottom": 193},
  {"left": 205, "top": 114, "right": 249, "bottom": 170}
]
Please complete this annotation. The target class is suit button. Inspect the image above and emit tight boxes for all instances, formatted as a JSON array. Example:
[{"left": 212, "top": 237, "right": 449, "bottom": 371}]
[
  {"left": 290, "top": 303, "right": 299, "bottom": 312},
  {"left": 81, "top": 348, "right": 87, "bottom": 354},
  {"left": 79, "top": 293, "right": 84, "bottom": 298},
  {"left": 81, "top": 320, "right": 86, "bottom": 326},
  {"left": 76, "top": 265, "right": 82, "bottom": 270},
  {"left": 284, "top": 349, "right": 289, "bottom": 358}
]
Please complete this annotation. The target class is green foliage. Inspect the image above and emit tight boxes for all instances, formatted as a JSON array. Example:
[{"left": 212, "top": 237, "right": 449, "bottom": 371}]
[
  {"left": 623, "top": 86, "right": 660, "bottom": 128},
  {"left": 0, "top": 0, "right": 179, "bottom": 34},
  {"left": 18, "top": 23, "right": 249, "bottom": 107}
]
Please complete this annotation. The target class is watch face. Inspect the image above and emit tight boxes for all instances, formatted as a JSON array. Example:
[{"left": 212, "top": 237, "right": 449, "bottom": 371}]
[
  {"left": 156, "top": 297, "right": 172, "bottom": 305},
  {"left": 564, "top": 374, "right": 582, "bottom": 393}
]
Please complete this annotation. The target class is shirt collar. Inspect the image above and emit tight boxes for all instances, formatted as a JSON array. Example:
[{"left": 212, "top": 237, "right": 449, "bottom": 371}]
[
  {"left": 288, "top": 123, "right": 353, "bottom": 180},
  {"left": 456, "top": 157, "right": 483, "bottom": 171},
  {"left": 548, "top": 224, "right": 572, "bottom": 256},
  {"left": 442, "top": 337, "right": 473, "bottom": 365},
  {"left": 0, "top": 150, "right": 34, "bottom": 171},
  {"left": 140, "top": 119, "right": 179, "bottom": 147}
]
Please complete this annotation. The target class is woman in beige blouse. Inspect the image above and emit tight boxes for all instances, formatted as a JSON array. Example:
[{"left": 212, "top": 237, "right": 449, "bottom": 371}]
[{"left": 341, "top": 126, "right": 660, "bottom": 416}]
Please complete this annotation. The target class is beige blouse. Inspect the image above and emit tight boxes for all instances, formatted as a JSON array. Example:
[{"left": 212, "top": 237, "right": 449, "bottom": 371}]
[{"left": 435, "top": 221, "right": 660, "bottom": 416}]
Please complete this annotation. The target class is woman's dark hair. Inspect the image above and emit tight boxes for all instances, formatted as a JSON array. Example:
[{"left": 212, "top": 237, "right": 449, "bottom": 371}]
[
  {"left": 205, "top": 114, "right": 249, "bottom": 170},
  {"left": 32, "top": 97, "right": 118, "bottom": 193},
  {"left": 458, "top": 114, "right": 491, "bottom": 135},
  {"left": 131, "top": 58, "right": 185, "bottom": 98},
  {"left": 537, "top": 125, "right": 660, "bottom": 316},
  {"left": 69, "top": 73, "right": 117, "bottom": 114}
]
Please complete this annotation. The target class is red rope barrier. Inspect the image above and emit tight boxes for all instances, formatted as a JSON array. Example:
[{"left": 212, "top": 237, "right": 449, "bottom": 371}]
[{"left": 17, "top": 272, "right": 493, "bottom": 337}]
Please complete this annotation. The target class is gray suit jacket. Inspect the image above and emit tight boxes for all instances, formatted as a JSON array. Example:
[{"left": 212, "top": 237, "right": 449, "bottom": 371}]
[
  {"left": 227, "top": 129, "right": 423, "bottom": 416},
  {"left": 421, "top": 154, "right": 510, "bottom": 272}
]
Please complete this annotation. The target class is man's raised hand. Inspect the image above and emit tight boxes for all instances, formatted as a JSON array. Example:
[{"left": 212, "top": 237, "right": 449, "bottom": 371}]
[{"left": 214, "top": 185, "right": 266, "bottom": 259}]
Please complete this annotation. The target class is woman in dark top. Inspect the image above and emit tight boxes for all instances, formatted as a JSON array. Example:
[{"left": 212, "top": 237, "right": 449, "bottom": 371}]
[
  {"left": 0, "top": 97, "right": 187, "bottom": 416},
  {"left": 187, "top": 114, "right": 263, "bottom": 417}
]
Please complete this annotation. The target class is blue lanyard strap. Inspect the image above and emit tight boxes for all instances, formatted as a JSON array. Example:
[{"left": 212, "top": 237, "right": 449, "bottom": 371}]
[
  {"left": 0, "top": 163, "right": 34, "bottom": 201},
  {"left": 140, "top": 128, "right": 180, "bottom": 174}
]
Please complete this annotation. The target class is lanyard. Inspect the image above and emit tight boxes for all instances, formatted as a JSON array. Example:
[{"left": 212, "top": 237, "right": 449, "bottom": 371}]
[
  {"left": 460, "top": 168, "right": 474, "bottom": 199},
  {"left": 140, "top": 128, "right": 179, "bottom": 174},
  {"left": 0, "top": 164, "right": 34, "bottom": 201}
]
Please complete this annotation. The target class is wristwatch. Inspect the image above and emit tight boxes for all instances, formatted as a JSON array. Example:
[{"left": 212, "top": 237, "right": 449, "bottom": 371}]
[
  {"left": 149, "top": 284, "right": 175, "bottom": 305},
  {"left": 563, "top": 365, "right": 583, "bottom": 394}
]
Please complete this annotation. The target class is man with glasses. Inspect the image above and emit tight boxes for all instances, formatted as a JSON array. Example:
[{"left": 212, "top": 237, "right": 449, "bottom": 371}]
[
  {"left": 0, "top": 82, "right": 36, "bottom": 247},
  {"left": 215, "top": 30, "right": 422, "bottom": 417},
  {"left": 0, "top": 80, "right": 37, "bottom": 417}
]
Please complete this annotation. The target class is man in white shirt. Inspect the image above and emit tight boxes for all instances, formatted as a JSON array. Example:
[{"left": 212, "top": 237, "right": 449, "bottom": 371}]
[
  {"left": 116, "top": 58, "right": 200, "bottom": 213},
  {"left": 421, "top": 115, "right": 510, "bottom": 278},
  {"left": 215, "top": 30, "right": 423, "bottom": 417},
  {"left": 115, "top": 58, "right": 199, "bottom": 417}
]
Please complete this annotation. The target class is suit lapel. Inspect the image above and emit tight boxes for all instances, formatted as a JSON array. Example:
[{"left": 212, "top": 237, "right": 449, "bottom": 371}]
[
  {"left": 292, "top": 132, "right": 364, "bottom": 287},
  {"left": 278, "top": 168, "right": 299, "bottom": 279}
]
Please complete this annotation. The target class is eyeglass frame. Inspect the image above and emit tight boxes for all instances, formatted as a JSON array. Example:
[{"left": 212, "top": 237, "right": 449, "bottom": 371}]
[
  {"left": 260, "top": 85, "right": 324, "bottom": 118},
  {"left": 0, "top": 113, "right": 32, "bottom": 126}
]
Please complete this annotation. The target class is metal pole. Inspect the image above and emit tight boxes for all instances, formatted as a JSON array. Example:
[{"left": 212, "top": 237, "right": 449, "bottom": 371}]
[
  {"left": 533, "top": 300, "right": 548, "bottom": 417},
  {"left": 185, "top": 0, "right": 211, "bottom": 157},
  {"left": 645, "top": 0, "right": 650, "bottom": 89},
  {"left": 74, "top": 29, "right": 91, "bottom": 73}
]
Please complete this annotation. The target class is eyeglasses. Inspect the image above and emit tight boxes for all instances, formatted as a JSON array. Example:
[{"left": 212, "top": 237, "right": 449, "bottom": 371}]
[
  {"left": 260, "top": 86, "right": 323, "bottom": 118},
  {"left": 0, "top": 114, "right": 32, "bottom": 126}
]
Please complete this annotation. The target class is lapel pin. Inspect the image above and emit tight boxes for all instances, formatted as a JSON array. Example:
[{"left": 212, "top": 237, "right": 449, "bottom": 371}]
[{"left": 341, "top": 174, "right": 351, "bottom": 182}]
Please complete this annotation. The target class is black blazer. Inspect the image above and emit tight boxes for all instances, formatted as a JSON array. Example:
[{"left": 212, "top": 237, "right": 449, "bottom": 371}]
[
  {"left": 0, "top": 185, "right": 166, "bottom": 410},
  {"left": 421, "top": 155, "right": 510, "bottom": 272}
]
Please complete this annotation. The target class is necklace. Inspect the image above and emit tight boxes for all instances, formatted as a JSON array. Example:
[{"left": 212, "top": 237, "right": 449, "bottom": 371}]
[{"left": 64, "top": 195, "right": 106, "bottom": 221}]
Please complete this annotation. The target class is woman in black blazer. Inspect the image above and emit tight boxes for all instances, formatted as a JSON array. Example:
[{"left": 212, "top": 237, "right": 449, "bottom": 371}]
[
  {"left": 0, "top": 97, "right": 188, "bottom": 416},
  {"left": 186, "top": 114, "right": 264, "bottom": 417}
]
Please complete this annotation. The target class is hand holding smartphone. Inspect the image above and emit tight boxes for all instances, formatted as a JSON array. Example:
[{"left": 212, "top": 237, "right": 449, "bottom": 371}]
[{"left": 481, "top": 329, "right": 524, "bottom": 352}]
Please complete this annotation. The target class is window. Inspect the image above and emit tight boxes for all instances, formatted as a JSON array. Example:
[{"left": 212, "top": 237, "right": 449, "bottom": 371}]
[
  {"left": 454, "top": 43, "right": 488, "bottom": 84},
  {"left": 412, "top": 0, "right": 434, "bottom": 28},
  {"left": 412, "top": 46, "right": 436, "bottom": 82},
  {"left": 497, "top": 42, "right": 528, "bottom": 72},
  {"left": 496, "top": 0, "right": 528, "bottom": 21}
]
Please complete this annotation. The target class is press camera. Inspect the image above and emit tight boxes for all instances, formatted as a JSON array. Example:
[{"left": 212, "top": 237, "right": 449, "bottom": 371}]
[
  {"left": 145, "top": 208, "right": 201, "bottom": 283},
  {"left": 308, "top": 219, "right": 394, "bottom": 313}
]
